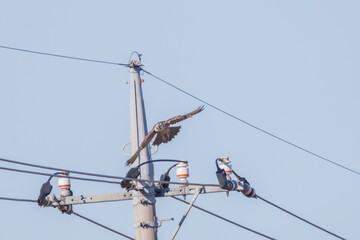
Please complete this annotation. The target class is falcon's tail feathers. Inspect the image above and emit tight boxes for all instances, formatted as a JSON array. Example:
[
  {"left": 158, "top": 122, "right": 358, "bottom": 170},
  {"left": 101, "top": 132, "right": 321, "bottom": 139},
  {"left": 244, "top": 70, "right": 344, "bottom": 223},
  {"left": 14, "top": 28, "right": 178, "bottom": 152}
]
[
  {"left": 168, "top": 126, "right": 181, "bottom": 142},
  {"left": 153, "top": 126, "right": 181, "bottom": 146},
  {"left": 125, "top": 155, "right": 137, "bottom": 166}
]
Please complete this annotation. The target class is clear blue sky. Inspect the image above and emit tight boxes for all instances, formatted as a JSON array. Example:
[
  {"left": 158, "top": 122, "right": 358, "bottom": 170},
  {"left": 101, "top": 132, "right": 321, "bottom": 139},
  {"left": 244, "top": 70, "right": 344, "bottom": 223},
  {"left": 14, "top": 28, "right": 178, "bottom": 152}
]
[{"left": 0, "top": 1, "right": 359, "bottom": 239}]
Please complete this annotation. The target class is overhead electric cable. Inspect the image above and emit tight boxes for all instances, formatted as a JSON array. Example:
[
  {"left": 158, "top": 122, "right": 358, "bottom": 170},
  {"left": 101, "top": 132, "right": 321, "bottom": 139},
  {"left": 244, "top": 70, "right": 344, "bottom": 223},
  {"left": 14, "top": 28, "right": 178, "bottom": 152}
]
[
  {"left": 1, "top": 46, "right": 356, "bottom": 176},
  {"left": 136, "top": 159, "right": 187, "bottom": 168},
  {"left": 0, "top": 157, "right": 125, "bottom": 179},
  {"left": 0, "top": 45, "right": 128, "bottom": 66},
  {"left": 172, "top": 196, "right": 276, "bottom": 240},
  {"left": 0, "top": 45, "right": 357, "bottom": 176},
  {"left": 0, "top": 197, "right": 37, "bottom": 203},
  {"left": 0, "top": 166, "right": 122, "bottom": 184},
  {"left": 0, "top": 197, "right": 134, "bottom": 240},
  {"left": 72, "top": 211, "right": 135, "bottom": 240},
  {"left": 0, "top": 162, "right": 220, "bottom": 187},
  {"left": 142, "top": 69, "right": 360, "bottom": 176},
  {"left": 256, "top": 195, "right": 345, "bottom": 240}
]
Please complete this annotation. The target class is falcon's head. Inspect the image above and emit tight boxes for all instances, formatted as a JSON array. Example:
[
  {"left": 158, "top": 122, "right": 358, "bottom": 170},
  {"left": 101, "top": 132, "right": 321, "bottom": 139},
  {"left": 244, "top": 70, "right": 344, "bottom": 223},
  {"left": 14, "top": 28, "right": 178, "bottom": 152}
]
[{"left": 154, "top": 122, "right": 165, "bottom": 132}]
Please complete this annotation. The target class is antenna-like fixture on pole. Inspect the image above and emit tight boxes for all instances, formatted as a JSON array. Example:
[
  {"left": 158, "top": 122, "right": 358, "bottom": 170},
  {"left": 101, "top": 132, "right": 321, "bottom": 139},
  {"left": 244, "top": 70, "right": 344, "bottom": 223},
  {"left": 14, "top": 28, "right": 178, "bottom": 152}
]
[{"left": 128, "top": 51, "right": 142, "bottom": 65}]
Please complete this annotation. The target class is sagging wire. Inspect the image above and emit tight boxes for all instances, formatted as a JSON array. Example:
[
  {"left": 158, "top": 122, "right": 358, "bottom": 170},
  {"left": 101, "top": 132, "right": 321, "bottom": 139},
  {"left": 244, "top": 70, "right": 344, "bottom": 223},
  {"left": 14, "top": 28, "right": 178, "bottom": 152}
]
[
  {"left": 136, "top": 159, "right": 187, "bottom": 169},
  {"left": 72, "top": 211, "right": 135, "bottom": 240},
  {"left": 0, "top": 197, "right": 37, "bottom": 203},
  {"left": 256, "top": 195, "right": 345, "bottom": 240},
  {"left": 215, "top": 157, "right": 345, "bottom": 239},
  {"left": 0, "top": 45, "right": 128, "bottom": 66},
  {"left": 0, "top": 164, "right": 220, "bottom": 187},
  {"left": 0, "top": 166, "right": 122, "bottom": 184},
  {"left": 142, "top": 69, "right": 360, "bottom": 177},
  {"left": 121, "top": 159, "right": 187, "bottom": 190},
  {"left": 0, "top": 196, "right": 134, "bottom": 240},
  {"left": 172, "top": 196, "right": 276, "bottom": 240},
  {"left": 1, "top": 45, "right": 357, "bottom": 175}
]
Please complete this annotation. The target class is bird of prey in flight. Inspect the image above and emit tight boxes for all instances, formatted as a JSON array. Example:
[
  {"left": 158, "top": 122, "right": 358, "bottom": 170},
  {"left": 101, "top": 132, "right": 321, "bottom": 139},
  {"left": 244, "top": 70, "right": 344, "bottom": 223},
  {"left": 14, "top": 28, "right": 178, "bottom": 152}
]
[{"left": 126, "top": 106, "right": 204, "bottom": 166}]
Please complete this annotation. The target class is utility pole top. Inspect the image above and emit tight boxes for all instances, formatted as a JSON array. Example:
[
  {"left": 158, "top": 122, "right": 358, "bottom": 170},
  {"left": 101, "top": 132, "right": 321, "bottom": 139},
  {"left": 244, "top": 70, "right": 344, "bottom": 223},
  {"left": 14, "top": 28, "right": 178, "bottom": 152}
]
[{"left": 128, "top": 60, "right": 143, "bottom": 68}]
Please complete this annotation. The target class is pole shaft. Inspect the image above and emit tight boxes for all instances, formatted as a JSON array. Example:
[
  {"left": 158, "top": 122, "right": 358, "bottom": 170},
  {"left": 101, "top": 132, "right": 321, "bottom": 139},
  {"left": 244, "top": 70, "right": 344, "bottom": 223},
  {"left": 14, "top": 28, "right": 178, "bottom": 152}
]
[{"left": 129, "top": 61, "right": 157, "bottom": 240}]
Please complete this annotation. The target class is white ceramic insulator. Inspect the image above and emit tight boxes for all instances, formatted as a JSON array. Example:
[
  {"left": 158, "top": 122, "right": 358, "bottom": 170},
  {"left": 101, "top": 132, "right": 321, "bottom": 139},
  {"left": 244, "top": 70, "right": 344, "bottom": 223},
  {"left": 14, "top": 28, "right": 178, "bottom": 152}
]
[
  {"left": 57, "top": 172, "right": 72, "bottom": 197},
  {"left": 219, "top": 157, "right": 232, "bottom": 179},
  {"left": 176, "top": 162, "right": 189, "bottom": 184},
  {"left": 58, "top": 176, "right": 70, "bottom": 189}
]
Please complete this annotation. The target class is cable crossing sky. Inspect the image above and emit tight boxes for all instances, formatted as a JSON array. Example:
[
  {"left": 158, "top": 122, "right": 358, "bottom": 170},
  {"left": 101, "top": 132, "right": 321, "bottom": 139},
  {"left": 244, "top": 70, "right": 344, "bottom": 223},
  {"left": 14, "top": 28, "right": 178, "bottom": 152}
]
[
  {"left": 142, "top": 69, "right": 360, "bottom": 177},
  {"left": 256, "top": 195, "right": 345, "bottom": 240},
  {"left": 0, "top": 45, "right": 128, "bottom": 66},
  {"left": 172, "top": 197, "right": 276, "bottom": 240},
  {"left": 0, "top": 45, "right": 358, "bottom": 176},
  {"left": 0, "top": 157, "right": 220, "bottom": 187},
  {"left": 0, "top": 197, "right": 134, "bottom": 239}
]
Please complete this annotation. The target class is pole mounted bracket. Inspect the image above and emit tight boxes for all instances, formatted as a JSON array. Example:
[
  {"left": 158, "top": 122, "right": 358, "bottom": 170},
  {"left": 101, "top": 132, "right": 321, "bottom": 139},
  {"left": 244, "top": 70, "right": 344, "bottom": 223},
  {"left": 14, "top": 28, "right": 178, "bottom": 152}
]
[
  {"left": 140, "top": 199, "right": 155, "bottom": 206},
  {"left": 134, "top": 218, "right": 174, "bottom": 229},
  {"left": 132, "top": 194, "right": 156, "bottom": 206},
  {"left": 46, "top": 194, "right": 73, "bottom": 215},
  {"left": 134, "top": 222, "right": 158, "bottom": 229},
  {"left": 122, "top": 142, "right": 159, "bottom": 157},
  {"left": 158, "top": 218, "right": 174, "bottom": 228}
]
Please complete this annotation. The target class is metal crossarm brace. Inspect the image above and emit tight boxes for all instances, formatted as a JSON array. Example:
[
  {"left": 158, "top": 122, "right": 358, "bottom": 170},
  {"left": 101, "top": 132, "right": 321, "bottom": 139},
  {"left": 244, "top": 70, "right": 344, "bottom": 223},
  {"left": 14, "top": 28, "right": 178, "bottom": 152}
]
[
  {"left": 63, "top": 192, "right": 133, "bottom": 205},
  {"left": 170, "top": 187, "right": 203, "bottom": 240},
  {"left": 54, "top": 185, "right": 229, "bottom": 206}
]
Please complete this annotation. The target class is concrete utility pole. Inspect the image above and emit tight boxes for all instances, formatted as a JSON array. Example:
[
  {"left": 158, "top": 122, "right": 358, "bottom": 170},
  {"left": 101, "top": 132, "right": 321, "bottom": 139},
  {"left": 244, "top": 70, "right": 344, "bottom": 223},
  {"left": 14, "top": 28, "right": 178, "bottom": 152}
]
[
  {"left": 129, "top": 60, "right": 158, "bottom": 240},
  {"left": 40, "top": 58, "right": 256, "bottom": 240}
]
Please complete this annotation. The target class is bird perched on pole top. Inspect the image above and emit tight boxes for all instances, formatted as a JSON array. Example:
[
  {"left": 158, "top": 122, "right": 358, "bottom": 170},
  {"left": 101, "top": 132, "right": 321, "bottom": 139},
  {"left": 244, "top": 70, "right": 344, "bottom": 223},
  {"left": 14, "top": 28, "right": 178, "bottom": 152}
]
[{"left": 126, "top": 106, "right": 204, "bottom": 166}]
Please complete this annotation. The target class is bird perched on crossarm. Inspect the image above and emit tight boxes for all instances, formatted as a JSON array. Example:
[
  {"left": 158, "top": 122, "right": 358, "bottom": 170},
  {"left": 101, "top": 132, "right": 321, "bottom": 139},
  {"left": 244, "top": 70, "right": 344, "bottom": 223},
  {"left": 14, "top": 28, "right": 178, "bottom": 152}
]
[{"left": 126, "top": 106, "right": 204, "bottom": 166}]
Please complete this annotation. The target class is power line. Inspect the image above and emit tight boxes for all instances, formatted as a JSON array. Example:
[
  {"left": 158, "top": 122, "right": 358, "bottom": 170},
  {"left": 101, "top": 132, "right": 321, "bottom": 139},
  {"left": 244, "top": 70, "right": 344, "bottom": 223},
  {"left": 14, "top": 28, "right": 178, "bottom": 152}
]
[
  {"left": 0, "top": 166, "right": 123, "bottom": 184},
  {"left": 0, "top": 45, "right": 128, "bottom": 66},
  {"left": 0, "top": 157, "right": 125, "bottom": 180},
  {"left": 0, "top": 196, "right": 134, "bottom": 239},
  {"left": 0, "top": 160, "right": 221, "bottom": 187},
  {"left": 0, "top": 197, "right": 37, "bottom": 203},
  {"left": 172, "top": 196, "right": 276, "bottom": 240},
  {"left": 142, "top": 69, "right": 360, "bottom": 177},
  {"left": 256, "top": 195, "right": 345, "bottom": 240},
  {"left": 72, "top": 211, "right": 135, "bottom": 240},
  {"left": 0, "top": 45, "right": 357, "bottom": 176}
]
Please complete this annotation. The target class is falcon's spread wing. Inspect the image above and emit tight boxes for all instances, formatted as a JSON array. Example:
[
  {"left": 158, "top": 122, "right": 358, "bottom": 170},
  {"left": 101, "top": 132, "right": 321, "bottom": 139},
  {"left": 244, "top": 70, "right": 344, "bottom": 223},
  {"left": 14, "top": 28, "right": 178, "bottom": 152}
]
[
  {"left": 125, "top": 129, "right": 156, "bottom": 166},
  {"left": 125, "top": 106, "right": 204, "bottom": 167},
  {"left": 165, "top": 105, "right": 204, "bottom": 125}
]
